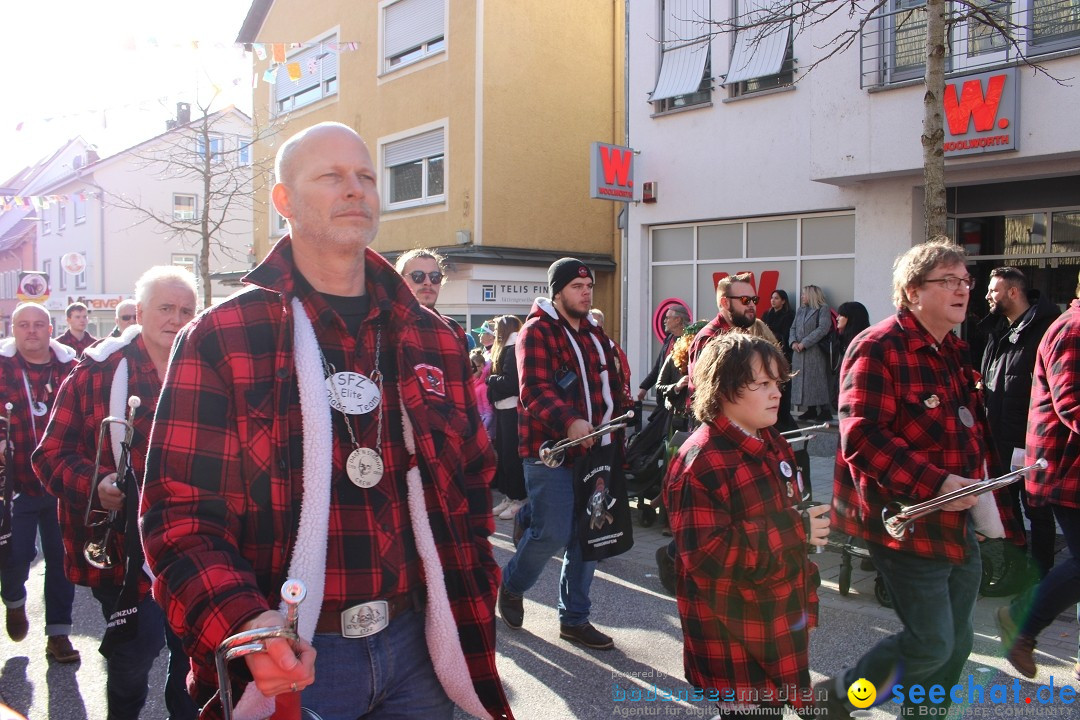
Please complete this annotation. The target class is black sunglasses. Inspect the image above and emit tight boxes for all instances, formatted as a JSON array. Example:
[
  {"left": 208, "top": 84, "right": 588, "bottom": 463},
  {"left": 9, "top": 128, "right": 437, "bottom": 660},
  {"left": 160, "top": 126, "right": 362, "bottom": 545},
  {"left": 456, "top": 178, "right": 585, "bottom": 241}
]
[
  {"left": 408, "top": 270, "right": 444, "bottom": 285},
  {"left": 725, "top": 295, "right": 759, "bottom": 305},
  {"left": 119, "top": 314, "right": 135, "bottom": 321}
]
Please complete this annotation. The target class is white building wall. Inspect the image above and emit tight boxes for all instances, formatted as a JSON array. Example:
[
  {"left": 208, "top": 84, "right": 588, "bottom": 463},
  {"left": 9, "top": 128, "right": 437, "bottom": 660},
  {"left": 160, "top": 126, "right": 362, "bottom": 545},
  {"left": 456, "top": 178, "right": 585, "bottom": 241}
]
[{"left": 626, "top": 0, "right": 1080, "bottom": 384}]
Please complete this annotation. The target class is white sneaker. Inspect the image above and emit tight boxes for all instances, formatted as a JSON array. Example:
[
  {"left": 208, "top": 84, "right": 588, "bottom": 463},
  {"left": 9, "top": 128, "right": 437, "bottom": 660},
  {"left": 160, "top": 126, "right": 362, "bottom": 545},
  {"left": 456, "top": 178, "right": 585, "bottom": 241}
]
[
  {"left": 499, "top": 500, "right": 524, "bottom": 521},
  {"left": 492, "top": 497, "right": 511, "bottom": 516}
]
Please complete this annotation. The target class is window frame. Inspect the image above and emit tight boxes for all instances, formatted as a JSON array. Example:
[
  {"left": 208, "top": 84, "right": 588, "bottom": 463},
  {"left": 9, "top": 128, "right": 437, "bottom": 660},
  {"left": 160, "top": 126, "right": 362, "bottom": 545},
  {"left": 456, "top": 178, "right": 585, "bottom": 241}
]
[
  {"left": 56, "top": 202, "right": 66, "bottom": 231},
  {"left": 73, "top": 194, "right": 86, "bottom": 224},
  {"left": 726, "top": 0, "right": 796, "bottom": 97},
  {"left": 380, "top": 0, "right": 447, "bottom": 75},
  {"left": 75, "top": 249, "right": 87, "bottom": 289},
  {"left": 196, "top": 134, "right": 225, "bottom": 164},
  {"left": 652, "top": 0, "right": 713, "bottom": 113},
  {"left": 273, "top": 32, "right": 339, "bottom": 116},
  {"left": 381, "top": 124, "right": 447, "bottom": 212},
  {"left": 173, "top": 193, "right": 198, "bottom": 222}
]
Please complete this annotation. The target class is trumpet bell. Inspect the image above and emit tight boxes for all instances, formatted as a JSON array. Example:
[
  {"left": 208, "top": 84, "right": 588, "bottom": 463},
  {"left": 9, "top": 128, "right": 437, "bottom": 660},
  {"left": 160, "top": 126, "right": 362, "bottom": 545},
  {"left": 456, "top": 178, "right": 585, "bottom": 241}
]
[{"left": 84, "top": 538, "right": 116, "bottom": 570}]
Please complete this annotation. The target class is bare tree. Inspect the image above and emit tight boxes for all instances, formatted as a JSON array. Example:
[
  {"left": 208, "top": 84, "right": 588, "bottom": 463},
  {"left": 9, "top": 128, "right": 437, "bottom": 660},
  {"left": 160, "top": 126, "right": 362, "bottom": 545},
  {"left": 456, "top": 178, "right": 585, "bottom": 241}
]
[
  {"left": 106, "top": 97, "right": 280, "bottom": 307},
  {"left": 696, "top": 0, "right": 1069, "bottom": 238}
]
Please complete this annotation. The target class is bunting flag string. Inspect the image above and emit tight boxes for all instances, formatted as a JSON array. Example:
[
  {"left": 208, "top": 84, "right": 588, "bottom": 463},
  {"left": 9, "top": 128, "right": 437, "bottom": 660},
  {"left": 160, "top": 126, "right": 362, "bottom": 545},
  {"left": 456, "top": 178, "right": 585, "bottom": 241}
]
[{"left": 1, "top": 192, "right": 102, "bottom": 213}]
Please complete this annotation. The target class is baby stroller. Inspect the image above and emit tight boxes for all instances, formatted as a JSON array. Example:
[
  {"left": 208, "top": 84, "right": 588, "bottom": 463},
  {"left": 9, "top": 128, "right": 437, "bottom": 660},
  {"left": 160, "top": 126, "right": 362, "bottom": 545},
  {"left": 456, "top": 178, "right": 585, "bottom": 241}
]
[{"left": 623, "top": 406, "right": 672, "bottom": 527}]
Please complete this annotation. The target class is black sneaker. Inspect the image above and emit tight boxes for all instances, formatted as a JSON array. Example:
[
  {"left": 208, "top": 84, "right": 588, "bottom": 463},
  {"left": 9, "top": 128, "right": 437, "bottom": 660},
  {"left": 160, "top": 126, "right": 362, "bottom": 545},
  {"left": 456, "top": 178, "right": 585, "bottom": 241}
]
[
  {"left": 655, "top": 545, "right": 677, "bottom": 595},
  {"left": 498, "top": 585, "right": 524, "bottom": 629},
  {"left": 810, "top": 679, "right": 854, "bottom": 719},
  {"left": 559, "top": 622, "right": 614, "bottom": 650}
]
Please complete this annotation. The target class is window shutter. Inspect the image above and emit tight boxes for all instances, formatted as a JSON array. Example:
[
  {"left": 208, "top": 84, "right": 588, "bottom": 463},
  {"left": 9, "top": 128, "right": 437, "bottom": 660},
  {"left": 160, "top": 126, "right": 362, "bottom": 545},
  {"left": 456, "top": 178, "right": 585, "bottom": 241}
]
[
  {"left": 384, "top": 0, "right": 445, "bottom": 59},
  {"left": 384, "top": 128, "right": 444, "bottom": 168}
]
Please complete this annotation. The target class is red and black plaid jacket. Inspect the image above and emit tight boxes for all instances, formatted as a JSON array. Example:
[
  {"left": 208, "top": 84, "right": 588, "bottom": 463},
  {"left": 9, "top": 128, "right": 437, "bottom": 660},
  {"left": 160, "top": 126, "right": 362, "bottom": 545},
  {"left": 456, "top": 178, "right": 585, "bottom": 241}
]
[
  {"left": 516, "top": 298, "right": 627, "bottom": 460},
  {"left": 140, "top": 237, "right": 511, "bottom": 719},
  {"left": 663, "top": 416, "right": 819, "bottom": 708},
  {"left": 831, "top": 309, "right": 1009, "bottom": 563},
  {"left": 687, "top": 313, "right": 732, "bottom": 394},
  {"left": 56, "top": 329, "right": 97, "bottom": 358},
  {"left": 32, "top": 331, "right": 157, "bottom": 593},
  {"left": 0, "top": 341, "right": 76, "bottom": 496},
  {"left": 1025, "top": 299, "right": 1080, "bottom": 509}
]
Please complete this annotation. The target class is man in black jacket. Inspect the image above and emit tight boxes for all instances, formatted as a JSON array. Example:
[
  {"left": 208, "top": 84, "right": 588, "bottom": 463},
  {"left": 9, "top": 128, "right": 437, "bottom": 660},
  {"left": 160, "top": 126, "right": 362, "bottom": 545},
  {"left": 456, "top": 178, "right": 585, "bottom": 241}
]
[
  {"left": 980, "top": 266, "right": 1060, "bottom": 577},
  {"left": 637, "top": 305, "right": 689, "bottom": 401}
]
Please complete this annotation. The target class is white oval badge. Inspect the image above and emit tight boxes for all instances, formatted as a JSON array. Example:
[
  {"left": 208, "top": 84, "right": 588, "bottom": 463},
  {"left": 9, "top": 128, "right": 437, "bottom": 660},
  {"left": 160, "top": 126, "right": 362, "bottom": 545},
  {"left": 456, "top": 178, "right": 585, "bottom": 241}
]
[
  {"left": 779, "top": 460, "right": 793, "bottom": 478},
  {"left": 958, "top": 406, "right": 975, "bottom": 428},
  {"left": 326, "top": 372, "right": 381, "bottom": 415},
  {"left": 347, "top": 447, "right": 384, "bottom": 488}
]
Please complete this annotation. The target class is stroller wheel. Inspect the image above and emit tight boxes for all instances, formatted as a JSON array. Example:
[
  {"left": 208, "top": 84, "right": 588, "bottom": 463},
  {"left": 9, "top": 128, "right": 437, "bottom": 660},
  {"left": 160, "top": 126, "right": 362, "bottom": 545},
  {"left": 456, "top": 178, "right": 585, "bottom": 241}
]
[
  {"left": 639, "top": 504, "right": 656, "bottom": 527},
  {"left": 839, "top": 561, "right": 852, "bottom": 597},
  {"left": 874, "top": 575, "right": 893, "bottom": 609}
]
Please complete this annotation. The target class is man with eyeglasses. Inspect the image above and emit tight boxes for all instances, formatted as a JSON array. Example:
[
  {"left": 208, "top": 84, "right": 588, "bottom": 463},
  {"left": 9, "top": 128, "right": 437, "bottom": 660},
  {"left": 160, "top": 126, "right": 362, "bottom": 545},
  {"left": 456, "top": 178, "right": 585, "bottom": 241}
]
[
  {"left": 687, "top": 272, "right": 758, "bottom": 388},
  {"left": 110, "top": 299, "right": 137, "bottom": 338},
  {"left": 819, "top": 238, "right": 1017, "bottom": 718},
  {"left": 395, "top": 248, "right": 470, "bottom": 354}
]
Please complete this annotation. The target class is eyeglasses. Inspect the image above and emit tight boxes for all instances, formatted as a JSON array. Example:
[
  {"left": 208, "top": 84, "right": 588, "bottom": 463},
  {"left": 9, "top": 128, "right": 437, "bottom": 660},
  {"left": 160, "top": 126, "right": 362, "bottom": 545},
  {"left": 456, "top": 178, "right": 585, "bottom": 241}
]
[
  {"left": 118, "top": 314, "right": 135, "bottom": 321},
  {"left": 725, "top": 295, "right": 760, "bottom": 305},
  {"left": 923, "top": 275, "right": 974, "bottom": 292},
  {"left": 408, "top": 270, "right": 444, "bottom": 285}
]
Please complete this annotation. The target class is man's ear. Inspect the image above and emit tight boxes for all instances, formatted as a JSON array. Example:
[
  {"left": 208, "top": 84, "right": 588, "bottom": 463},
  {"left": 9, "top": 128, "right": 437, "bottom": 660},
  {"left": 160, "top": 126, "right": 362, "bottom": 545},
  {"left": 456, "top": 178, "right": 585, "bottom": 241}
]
[{"left": 271, "top": 183, "right": 292, "bottom": 219}]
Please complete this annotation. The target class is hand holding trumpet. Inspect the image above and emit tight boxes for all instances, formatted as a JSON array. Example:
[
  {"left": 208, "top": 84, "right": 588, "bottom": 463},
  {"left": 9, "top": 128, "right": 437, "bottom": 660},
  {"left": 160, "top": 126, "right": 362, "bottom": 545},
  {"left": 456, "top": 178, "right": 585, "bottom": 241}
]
[
  {"left": 566, "top": 419, "right": 596, "bottom": 450},
  {"left": 935, "top": 474, "right": 981, "bottom": 512},
  {"left": 97, "top": 473, "right": 124, "bottom": 511}
]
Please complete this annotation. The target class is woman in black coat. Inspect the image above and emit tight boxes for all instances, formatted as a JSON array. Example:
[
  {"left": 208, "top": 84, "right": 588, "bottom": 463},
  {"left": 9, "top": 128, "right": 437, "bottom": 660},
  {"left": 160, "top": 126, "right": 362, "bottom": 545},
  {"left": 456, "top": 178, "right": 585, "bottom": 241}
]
[
  {"left": 486, "top": 314, "right": 526, "bottom": 519},
  {"left": 762, "top": 290, "right": 796, "bottom": 430}
]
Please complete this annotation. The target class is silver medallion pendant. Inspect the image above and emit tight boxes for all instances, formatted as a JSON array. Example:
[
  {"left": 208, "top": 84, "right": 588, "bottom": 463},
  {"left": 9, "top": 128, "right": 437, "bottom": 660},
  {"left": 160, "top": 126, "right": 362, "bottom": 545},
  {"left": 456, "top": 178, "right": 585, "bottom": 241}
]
[
  {"left": 347, "top": 447, "right": 384, "bottom": 488},
  {"left": 327, "top": 372, "right": 381, "bottom": 415},
  {"left": 958, "top": 406, "right": 975, "bottom": 428},
  {"left": 31, "top": 401, "right": 47, "bottom": 417}
]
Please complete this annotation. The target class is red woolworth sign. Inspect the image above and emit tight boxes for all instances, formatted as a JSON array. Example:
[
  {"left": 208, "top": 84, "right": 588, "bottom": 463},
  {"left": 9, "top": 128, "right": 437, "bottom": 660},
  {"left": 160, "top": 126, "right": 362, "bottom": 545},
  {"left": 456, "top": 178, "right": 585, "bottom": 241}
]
[
  {"left": 589, "top": 142, "right": 635, "bottom": 202},
  {"left": 943, "top": 67, "right": 1018, "bottom": 158},
  {"left": 710, "top": 270, "right": 780, "bottom": 320}
]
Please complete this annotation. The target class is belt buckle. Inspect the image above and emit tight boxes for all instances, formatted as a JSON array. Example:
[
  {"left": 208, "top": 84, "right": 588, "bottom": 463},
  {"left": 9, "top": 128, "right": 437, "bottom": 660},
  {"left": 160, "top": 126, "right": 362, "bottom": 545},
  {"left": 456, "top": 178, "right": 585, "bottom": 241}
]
[{"left": 340, "top": 600, "right": 390, "bottom": 638}]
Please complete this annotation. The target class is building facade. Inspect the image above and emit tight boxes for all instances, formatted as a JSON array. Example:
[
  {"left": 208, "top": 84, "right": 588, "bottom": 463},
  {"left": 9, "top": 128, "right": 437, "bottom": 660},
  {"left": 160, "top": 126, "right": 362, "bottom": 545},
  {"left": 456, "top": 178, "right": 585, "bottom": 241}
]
[
  {"left": 625, "top": 0, "right": 1080, "bottom": 381},
  {"left": 33, "top": 107, "right": 255, "bottom": 336},
  {"left": 237, "top": 0, "right": 625, "bottom": 338}
]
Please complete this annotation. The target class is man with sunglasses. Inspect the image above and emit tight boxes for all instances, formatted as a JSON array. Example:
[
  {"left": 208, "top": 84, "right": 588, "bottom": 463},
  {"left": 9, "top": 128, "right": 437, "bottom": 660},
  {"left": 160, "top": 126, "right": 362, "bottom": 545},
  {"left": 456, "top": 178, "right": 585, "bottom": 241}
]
[
  {"left": 687, "top": 272, "right": 758, "bottom": 388},
  {"left": 395, "top": 248, "right": 470, "bottom": 353},
  {"left": 109, "top": 299, "right": 137, "bottom": 338},
  {"left": 820, "top": 238, "right": 1017, "bottom": 718}
]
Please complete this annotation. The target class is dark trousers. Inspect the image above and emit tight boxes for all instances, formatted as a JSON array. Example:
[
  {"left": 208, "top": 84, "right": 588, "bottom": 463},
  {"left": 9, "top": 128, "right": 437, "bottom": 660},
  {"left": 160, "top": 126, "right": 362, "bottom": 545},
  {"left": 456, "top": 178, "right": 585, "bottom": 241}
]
[
  {"left": 1012, "top": 504, "right": 1080, "bottom": 639},
  {"left": 1004, "top": 473, "right": 1057, "bottom": 577},
  {"left": 842, "top": 529, "right": 982, "bottom": 715},
  {"left": 92, "top": 585, "right": 198, "bottom": 720},
  {"left": 0, "top": 493, "right": 74, "bottom": 634}
]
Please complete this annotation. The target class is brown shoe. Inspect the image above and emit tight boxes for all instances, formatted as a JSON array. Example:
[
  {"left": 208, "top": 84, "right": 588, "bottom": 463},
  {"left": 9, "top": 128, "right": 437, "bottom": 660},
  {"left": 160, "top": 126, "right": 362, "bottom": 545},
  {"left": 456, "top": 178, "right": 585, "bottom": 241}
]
[
  {"left": 1005, "top": 634, "right": 1037, "bottom": 679},
  {"left": 5, "top": 606, "right": 28, "bottom": 642},
  {"left": 45, "top": 635, "right": 81, "bottom": 664}
]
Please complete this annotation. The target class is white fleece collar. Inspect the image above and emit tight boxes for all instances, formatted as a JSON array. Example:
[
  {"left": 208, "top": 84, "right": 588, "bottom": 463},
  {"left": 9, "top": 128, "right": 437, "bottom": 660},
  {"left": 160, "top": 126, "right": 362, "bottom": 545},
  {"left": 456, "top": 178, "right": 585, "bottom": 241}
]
[
  {"left": 533, "top": 296, "right": 599, "bottom": 327},
  {"left": 84, "top": 325, "right": 142, "bottom": 362},
  {"left": 0, "top": 336, "right": 78, "bottom": 364}
]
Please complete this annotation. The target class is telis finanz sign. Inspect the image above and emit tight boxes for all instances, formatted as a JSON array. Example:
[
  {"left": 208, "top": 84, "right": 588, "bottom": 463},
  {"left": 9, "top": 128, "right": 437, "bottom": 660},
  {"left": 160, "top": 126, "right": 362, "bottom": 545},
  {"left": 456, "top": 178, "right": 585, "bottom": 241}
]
[
  {"left": 944, "top": 67, "right": 1018, "bottom": 158},
  {"left": 590, "top": 142, "right": 635, "bottom": 201}
]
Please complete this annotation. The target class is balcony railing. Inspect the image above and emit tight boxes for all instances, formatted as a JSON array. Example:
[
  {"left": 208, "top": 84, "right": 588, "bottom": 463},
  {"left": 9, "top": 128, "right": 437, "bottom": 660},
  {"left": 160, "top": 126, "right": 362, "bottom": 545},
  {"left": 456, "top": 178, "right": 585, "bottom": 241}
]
[{"left": 860, "top": 0, "right": 1080, "bottom": 88}]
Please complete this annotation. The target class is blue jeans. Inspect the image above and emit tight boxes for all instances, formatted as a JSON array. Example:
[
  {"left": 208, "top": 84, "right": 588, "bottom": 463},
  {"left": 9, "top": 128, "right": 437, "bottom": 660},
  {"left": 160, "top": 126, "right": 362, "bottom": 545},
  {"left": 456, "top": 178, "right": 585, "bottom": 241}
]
[
  {"left": 91, "top": 586, "right": 198, "bottom": 720},
  {"left": 502, "top": 460, "right": 595, "bottom": 626},
  {"left": 841, "top": 528, "right": 981, "bottom": 716},
  {"left": 305, "top": 608, "right": 452, "bottom": 719},
  {"left": 1011, "top": 504, "right": 1080, "bottom": 638},
  {"left": 0, "top": 492, "right": 74, "bottom": 635}
]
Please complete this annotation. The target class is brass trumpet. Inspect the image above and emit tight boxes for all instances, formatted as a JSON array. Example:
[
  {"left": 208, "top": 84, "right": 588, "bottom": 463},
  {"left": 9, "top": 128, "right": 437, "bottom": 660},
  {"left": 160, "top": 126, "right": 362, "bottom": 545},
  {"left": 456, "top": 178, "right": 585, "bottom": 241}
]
[
  {"left": 215, "top": 579, "right": 311, "bottom": 720},
  {"left": 83, "top": 396, "right": 140, "bottom": 570},
  {"left": 780, "top": 422, "right": 829, "bottom": 447},
  {"left": 882, "top": 458, "right": 1048, "bottom": 540},
  {"left": 538, "top": 410, "right": 635, "bottom": 468}
]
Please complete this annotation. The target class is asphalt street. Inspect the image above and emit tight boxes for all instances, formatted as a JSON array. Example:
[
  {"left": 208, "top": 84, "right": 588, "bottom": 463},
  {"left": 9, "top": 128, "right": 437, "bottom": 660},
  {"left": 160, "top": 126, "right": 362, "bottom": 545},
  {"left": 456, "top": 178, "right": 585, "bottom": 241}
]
[{"left": 3, "top": 448, "right": 1079, "bottom": 720}]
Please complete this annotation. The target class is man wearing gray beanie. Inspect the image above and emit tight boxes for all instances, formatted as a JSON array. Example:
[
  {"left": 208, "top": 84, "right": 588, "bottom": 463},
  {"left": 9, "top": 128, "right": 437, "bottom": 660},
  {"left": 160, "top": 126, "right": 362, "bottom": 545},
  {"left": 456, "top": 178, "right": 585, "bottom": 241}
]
[{"left": 498, "top": 257, "right": 627, "bottom": 650}]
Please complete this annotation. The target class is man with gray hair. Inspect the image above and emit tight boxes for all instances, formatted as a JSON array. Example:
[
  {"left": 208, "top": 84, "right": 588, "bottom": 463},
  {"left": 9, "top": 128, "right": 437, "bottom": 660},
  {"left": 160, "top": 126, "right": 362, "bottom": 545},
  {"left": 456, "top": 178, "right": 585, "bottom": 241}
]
[
  {"left": 820, "top": 238, "right": 1015, "bottom": 717},
  {"left": 34, "top": 266, "right": 198, "bottom": 718},
  {"left": 0, "top": 302, "right": 78, "bottom": 661},
  {"left": 637, "top": 303, "right": 689, "bottom": 401}
]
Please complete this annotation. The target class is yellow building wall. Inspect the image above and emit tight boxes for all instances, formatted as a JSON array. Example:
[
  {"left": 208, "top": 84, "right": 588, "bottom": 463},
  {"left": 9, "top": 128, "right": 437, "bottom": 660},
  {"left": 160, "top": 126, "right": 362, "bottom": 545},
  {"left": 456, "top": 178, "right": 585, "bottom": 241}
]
[{"left": 247, "top": 0, "right": 625, "bottom": 339}]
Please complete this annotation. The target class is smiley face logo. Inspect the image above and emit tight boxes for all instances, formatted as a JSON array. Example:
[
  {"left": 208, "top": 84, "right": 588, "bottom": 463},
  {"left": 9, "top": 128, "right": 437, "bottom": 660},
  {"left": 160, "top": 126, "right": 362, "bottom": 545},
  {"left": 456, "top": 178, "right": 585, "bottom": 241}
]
[{"left": 847, "top": 678, "right": 876, "bottom": 709}]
